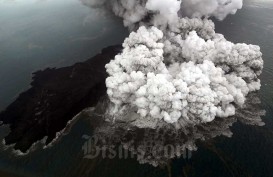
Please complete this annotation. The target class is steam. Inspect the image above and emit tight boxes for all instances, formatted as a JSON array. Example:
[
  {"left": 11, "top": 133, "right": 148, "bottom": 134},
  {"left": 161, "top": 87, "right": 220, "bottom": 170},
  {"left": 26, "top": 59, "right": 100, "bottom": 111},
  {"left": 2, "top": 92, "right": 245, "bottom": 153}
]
[{"left": 80, "top": 0, "right": 264, "bottom": 128}]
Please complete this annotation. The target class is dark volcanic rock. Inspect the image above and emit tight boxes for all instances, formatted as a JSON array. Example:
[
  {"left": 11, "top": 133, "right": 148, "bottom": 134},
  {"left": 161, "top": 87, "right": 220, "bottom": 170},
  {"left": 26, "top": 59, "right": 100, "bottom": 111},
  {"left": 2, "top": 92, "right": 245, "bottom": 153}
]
[{"left": 0, "top": 45, "right": 122, "bottom": 153}]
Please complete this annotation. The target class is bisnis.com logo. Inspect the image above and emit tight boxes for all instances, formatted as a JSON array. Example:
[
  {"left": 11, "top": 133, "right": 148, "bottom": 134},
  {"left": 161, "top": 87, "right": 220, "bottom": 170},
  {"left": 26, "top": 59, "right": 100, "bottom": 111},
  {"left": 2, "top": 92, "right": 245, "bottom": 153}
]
[{"left": 81, "top": 134, "right": 192, "bottom": 160}]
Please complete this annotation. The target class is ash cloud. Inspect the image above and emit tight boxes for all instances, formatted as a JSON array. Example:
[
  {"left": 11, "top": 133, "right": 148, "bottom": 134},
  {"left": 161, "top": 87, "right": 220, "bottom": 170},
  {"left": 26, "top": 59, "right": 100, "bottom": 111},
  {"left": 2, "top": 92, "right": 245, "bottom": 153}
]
[
  {"left": 180, "top": 0, "right": 243, "bottom": 20},
  {"left": 80, "top": 0, "right": 264, "bottom": 128},
  {"left": 80, "top": 0, "right": 243, "bottom": 27}
]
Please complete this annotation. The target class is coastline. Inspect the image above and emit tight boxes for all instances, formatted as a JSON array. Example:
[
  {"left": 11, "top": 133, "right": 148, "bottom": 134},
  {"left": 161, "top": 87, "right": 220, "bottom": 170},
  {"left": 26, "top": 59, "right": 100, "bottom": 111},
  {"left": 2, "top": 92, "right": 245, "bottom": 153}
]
[{"left": 0, "top": 45, "right": 122, "bottom": 153}]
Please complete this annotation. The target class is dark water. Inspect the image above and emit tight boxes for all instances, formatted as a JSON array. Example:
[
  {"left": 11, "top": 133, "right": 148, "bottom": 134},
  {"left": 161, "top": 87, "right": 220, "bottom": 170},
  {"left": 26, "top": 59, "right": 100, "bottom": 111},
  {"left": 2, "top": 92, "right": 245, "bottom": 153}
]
[
  {"left": 0, "top": 0, "right": 273, "bottom": 177},
  {"left": 0, "top": 0, "right": 128, "bottom": 110}
]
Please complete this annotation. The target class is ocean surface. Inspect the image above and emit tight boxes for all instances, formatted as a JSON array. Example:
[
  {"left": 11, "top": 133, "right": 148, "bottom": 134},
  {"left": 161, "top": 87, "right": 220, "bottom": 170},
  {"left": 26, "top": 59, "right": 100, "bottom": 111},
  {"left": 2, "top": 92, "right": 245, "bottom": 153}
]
[
  {"left": 0, "top": 0, "right": 273, "bottom": 177},
  {"left": 0, "top": 0, "right": 128, "bottom": 110}
]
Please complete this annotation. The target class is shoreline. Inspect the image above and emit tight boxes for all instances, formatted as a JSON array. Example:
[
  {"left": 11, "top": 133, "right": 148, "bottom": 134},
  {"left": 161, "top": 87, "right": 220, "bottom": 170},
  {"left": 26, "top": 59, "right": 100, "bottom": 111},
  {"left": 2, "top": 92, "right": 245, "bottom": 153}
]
[{"left": 0, "top": 45, "right": 122, "bottom": 153}]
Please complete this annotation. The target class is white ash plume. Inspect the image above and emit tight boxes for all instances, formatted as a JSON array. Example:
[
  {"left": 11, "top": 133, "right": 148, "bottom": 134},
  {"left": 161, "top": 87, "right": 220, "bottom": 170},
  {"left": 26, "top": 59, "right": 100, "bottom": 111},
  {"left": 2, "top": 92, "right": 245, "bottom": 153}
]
[
  {"left": 180, "top": 0, "right": 243, "bottom": 20},
  {"left": 80, "top": 0, "right": 264, "bottom": 128},
  {"left": 80, "top": 0, "right": 243, "bottom": 28},
  {"left": 106, "top": 26, "right": 263, "bottom": 127}
]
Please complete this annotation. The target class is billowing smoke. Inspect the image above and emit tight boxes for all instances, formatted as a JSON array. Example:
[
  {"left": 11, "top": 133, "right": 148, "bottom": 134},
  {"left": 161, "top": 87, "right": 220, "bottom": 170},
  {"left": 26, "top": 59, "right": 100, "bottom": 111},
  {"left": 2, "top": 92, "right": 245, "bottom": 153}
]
[
  {"left": 80, "top": 0, "right": 264, "bottom": 128},
  {"left": 80, "top": 0, "right": 243, "bottom": 28},
  {"left": 180, "top": 0, "right": 243, "bottom": 20}
]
